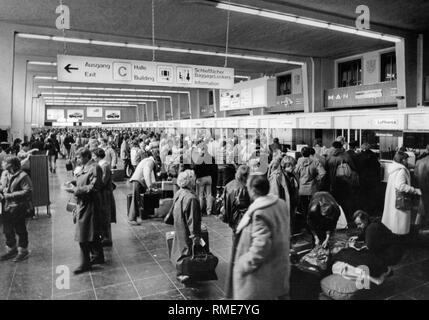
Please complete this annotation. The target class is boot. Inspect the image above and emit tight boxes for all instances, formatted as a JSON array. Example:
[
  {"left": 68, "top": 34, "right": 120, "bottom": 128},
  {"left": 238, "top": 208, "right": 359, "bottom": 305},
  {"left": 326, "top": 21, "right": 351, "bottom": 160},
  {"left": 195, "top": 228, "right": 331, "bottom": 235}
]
[
  {"left": 89, "top": 241, "right": 105, "bottom": 265},
  {"left": 0, "top": 246, "right": 18, "bottom": 261},
  {"left": 13, "top": 247, "right": 30, "bottom": 262},
  {"left": 74, "top": 243, "right": 91, "bottom": 275}
]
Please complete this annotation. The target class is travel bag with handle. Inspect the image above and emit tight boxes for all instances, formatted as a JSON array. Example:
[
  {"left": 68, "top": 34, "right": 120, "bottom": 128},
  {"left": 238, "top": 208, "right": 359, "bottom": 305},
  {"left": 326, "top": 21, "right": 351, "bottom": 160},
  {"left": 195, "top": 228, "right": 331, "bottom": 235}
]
[{"left": 176, "top": 244, "right": 218, "bottom": 281}]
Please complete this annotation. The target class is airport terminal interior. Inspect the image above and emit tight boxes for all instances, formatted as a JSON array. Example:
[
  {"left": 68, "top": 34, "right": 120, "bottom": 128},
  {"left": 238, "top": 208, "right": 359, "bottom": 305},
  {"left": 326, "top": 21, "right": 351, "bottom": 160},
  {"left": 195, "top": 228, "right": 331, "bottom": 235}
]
[{"left": 1, "top": 0, "right": 429, "bottom": 300}]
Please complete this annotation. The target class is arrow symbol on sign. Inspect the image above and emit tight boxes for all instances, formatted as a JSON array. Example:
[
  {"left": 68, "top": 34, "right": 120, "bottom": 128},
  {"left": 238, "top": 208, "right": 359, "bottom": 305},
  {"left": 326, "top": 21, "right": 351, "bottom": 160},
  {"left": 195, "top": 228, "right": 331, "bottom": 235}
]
[{"left": 64, "top": 64, "right": 79, "bottom": 73}]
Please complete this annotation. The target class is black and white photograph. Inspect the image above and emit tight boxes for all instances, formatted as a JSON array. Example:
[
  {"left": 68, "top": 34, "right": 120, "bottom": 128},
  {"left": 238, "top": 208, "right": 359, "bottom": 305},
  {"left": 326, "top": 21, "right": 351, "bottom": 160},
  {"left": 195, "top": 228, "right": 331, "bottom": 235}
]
[{"left": 1, "top": 0, "right": 429, "bottom": 309}]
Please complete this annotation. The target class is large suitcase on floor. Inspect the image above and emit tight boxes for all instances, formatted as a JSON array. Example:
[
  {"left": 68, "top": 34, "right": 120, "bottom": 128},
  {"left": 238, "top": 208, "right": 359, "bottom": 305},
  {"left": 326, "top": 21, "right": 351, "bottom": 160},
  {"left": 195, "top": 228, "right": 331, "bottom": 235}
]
[
  {"left": 140, "top": 190, "right": 161, "bottom": 217},
  {"left": 154, "top": 198, "right": 174, "bottom": 218},
  {"left": 161, "top": 181, "right": 174, "bottom": 199},
  {"left": 112, "top": 169, "right": 126, "bottom": 182},
  {"left": 166, "top": 224, "right": 210, "bottom": 259}
]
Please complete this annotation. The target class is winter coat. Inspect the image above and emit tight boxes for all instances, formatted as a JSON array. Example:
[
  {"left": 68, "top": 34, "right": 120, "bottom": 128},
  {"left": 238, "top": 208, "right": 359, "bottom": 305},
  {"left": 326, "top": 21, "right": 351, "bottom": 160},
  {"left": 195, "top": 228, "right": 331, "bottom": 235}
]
[
  {"left": 2, "top": 170, "right": 33, "bottom": 215},
  {"left": 170, "top": 188, "right": 202, "bottom": 268},
  {"left": 98, "top": 160, "right": 116, "bottom": 224},
  {"left": 73, "top": 160, "right": 103, "bottom": 242},
  {"left": 295, "top": 157, "right": 326, "bottom": 196},
  {"left": 356, "top": 149, "right": 381, "bottom": 188},
  {"left": 231, "top": 194, "right": 290, "bottom": 300},
  {"left": 120, "top": 140, "right": 130, "bottom": 160},
  {"left": 325, "top": 148, "right": 357, "bottom": 192},
  {"left": 382, "top": 161, "right": 420, "bottom": 235},
  {"left": 415, "top": 156, "right": 429, "bottom": 217},
  {"left": 222, "top": 179, "right": 251, "bottom": 232}
]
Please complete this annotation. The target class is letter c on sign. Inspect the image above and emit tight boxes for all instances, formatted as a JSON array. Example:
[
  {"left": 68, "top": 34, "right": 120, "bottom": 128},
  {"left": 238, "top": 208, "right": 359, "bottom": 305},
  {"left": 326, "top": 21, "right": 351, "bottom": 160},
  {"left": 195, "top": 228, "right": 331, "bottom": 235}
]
[{"left": 118, "top": 66, "right": 127, "bottom": 77}]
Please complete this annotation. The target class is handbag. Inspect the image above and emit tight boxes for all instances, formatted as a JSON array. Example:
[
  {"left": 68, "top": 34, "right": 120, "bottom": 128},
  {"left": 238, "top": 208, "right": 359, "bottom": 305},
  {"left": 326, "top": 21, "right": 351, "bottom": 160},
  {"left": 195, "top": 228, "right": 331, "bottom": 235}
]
[
  {"left": 66, "top": 197, "right": 77, "bottom": 213},
  {"left": 176, "top": 244, "right": 218, "bottom": 281},
  {"left": 65, "top": 160, "right": 73, "bottom": 171},
  {"left": 395, "top": 189, "right": 418, "bottom": 211}
]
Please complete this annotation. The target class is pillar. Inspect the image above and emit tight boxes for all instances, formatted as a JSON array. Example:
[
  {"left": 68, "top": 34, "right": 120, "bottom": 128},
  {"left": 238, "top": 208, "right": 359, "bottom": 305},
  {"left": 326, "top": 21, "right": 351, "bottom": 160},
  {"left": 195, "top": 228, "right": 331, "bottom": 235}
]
[
  {"left": 396, "top": 35, "right": 418, "bottom": 109},
  {"left": 0, "top": 23, "right": 14, "bottom": 140}
]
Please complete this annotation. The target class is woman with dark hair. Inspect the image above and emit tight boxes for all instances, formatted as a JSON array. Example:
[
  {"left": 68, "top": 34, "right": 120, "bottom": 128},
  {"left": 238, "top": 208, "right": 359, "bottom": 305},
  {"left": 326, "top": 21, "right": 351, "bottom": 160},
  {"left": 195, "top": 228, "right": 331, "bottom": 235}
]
[
  {"left": 382, "top": 151, "right": 421, "bottom": 235},
  {"left": 307, "top": 191, "right": 341, "bottom": 248},
  {"left": 44, "top": 133, "right": 60, "bottom": 173},
  {"left": 92, "top": 148, "right": 116, "bottom": 247},
  {"left": 65, "top": 148, "right": 104, "bottom": 274}
]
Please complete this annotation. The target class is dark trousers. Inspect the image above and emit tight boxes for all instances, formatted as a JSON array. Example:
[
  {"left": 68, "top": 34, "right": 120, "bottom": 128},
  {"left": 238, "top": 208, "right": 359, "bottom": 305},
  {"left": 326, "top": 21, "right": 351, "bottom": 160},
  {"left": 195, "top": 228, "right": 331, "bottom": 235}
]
[
  {"left": 2, "top": 210, "right": 28, "bottom": 249},
  {"left": 79, "top": 239, "right": 104, "bottom": 267},
  {"left": 123, "top": 159, "right": 132, "bottom": 177},
  {"left": 298, "top": 195, "right": 312, "bottom": 218},
  {"left": 359, "top": 183, "right": 378, "bottom": 216},
  {"left": 128, "top": 181, "right": 146, "bottom": 221}
]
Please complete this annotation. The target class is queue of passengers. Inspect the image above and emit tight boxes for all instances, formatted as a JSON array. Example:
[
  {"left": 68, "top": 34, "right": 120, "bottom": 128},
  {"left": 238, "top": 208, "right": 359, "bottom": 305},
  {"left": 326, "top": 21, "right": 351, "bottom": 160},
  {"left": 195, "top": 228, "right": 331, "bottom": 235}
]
[{"left": 2, "top": 127, "right": 429, "bottom": 300}]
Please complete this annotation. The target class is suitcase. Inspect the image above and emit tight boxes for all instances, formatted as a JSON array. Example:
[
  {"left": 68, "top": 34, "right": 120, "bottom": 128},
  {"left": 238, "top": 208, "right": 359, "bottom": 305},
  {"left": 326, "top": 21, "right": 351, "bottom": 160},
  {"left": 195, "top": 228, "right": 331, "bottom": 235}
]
[
  {"left": 111, "top": 169, "right": 125, "bottom": 182},
  {"left": 166, "top": 224, "right": 210, "bottom": 259},
  {"left": 142, "top": 190, "right": 161, "bottom": 209},
  {"left": 154, "top": 198, "right": 174, "bottom": 218},
  {"left": 176, "top": 245, "right": 218, "bottom": 281},
  {"left": 161, "top": 180, "right": 175, "bottom": 199}
]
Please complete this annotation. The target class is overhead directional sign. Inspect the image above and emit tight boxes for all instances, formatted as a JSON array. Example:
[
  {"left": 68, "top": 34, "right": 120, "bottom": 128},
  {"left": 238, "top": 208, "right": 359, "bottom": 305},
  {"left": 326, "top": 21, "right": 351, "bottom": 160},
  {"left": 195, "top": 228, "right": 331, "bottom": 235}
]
[{"left": 57, "top": 54, "right": 234, "bottom": 89}]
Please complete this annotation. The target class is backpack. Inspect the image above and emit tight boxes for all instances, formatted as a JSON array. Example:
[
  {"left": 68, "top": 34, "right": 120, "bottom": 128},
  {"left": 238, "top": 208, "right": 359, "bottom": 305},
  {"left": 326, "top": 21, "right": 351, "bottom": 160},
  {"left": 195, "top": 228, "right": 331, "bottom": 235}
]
[{"left": 336, "top": 160, "right": 359, "bottom": 186}]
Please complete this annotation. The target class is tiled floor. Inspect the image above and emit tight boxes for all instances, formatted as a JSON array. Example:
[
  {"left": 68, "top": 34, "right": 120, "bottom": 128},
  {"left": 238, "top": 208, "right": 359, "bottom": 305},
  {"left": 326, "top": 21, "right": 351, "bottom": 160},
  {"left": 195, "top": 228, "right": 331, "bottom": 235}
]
[{"left": 1, "top": 159, "right": 429, "bottom": 300}]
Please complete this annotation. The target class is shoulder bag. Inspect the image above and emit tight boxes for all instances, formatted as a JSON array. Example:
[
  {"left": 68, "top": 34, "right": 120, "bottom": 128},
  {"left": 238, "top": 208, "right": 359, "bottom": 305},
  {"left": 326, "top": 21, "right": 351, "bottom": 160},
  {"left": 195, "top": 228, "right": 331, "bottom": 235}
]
[{"left": 395, "top": 189, "right": 419, "bottom": 211}]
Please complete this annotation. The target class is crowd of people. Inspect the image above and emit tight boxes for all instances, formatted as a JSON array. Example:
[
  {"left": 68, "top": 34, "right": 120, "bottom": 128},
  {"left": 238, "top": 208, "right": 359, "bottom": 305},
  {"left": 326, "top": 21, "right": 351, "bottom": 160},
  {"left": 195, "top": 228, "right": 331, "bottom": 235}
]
[{"left": 1, "top": 126, "right": 428, "bottom": 300}]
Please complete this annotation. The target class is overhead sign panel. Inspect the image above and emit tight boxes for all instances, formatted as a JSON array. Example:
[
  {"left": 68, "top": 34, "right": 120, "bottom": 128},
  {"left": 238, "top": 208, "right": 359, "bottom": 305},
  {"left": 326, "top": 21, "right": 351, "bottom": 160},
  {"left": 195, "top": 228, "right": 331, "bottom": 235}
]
[{"left": 57, "top": 55, "right": 234, "bottom": 89}]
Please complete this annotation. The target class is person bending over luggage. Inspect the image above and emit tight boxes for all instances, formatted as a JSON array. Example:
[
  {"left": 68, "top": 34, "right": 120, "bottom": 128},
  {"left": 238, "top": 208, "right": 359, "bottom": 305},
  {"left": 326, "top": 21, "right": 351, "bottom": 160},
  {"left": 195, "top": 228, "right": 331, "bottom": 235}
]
[
  {"left": 307, "top": 191, "right": 341, "bottom": 249},
  {"left": 128, "top": 150, "right": 156, "bottom": 224},
  {"left": 0, "top": 156, "right": 33, "bottom": 262},
  {"left": 229, "top": 174, "right": 290, "bottom": 300},
  {"left": 351, "top": 210, "right": 404, "bottom": 266},
  {"left": 169, "top": 169, "right": 202, "bottom": 284}
]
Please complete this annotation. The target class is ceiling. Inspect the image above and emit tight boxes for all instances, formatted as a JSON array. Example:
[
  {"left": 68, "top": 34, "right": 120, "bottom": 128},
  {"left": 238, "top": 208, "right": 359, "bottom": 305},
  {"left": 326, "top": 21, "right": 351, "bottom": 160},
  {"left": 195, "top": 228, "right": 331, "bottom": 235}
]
[{"left": 2, "top": 0, "right": 427, "bottom": 97}]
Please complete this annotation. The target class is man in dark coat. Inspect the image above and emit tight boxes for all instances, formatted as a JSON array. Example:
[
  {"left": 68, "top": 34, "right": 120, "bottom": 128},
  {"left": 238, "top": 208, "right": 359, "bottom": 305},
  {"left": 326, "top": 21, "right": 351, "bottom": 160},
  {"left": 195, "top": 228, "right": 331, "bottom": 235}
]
[
  {"left": 357, "top": 143, "right": 381, "bottom": 216},
  {"left": 325, "top": 141, "right": 358, "bottom": 221},
  {"left": 65, "top": 148, "right": 104, "bottom": 274},
  {"left": 414, "top": 153, "right": 429, "bottom": 229}
]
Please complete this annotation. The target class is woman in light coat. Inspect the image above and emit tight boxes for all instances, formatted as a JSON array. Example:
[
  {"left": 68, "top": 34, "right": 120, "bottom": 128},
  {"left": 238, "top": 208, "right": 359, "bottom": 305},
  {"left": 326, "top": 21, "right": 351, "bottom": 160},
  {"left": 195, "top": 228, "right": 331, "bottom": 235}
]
[
  {"left": 382, "top": 151, "right": 421, "bottom": 235},
  {"left": 230, "top": 174, "right": 290, "bottom": 300}
]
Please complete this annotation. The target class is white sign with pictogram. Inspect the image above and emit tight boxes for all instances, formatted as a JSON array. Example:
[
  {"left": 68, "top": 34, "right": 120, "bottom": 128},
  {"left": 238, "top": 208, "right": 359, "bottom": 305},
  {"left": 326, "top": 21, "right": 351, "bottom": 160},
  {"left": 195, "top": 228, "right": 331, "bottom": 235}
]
[{"left": 57, "top": 54, "right": 234, "bottom": 89}]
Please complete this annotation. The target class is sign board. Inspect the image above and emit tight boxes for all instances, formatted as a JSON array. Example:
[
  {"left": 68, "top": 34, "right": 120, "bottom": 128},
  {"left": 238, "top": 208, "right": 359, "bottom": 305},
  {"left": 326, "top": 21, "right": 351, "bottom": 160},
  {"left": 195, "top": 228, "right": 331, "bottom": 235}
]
[
  {"left": 57, "top": 54, "right": 234, "bottom": 89},
  {"left": 46, "top": 109, "right": 64, "bottom": 121},
  {"left": 325, "top": 81, "right": 397, "bottom": 109},
  {"left": 67, "top": 109, "right": 84, "bottom": 120},
  {"left": 87, "top": 107, "right": 103, "bottom": 117},
  {"left": 407, "top": 114, "right": 429, "bottom": 131},
  {"left": 105, "top": 110, "right": 121, "bottom": 121},
  {"left": 203, "top": 119, "right": 216, "bottom": 128},
  {"left": 220, "top": 85, "right": 266, "bottom": 111},
  {"left": 269, "top": 118, "right": 297, "bottom": 128},
  {"left": 299, "top": 116, "right": 332, "bottom": 129}
]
